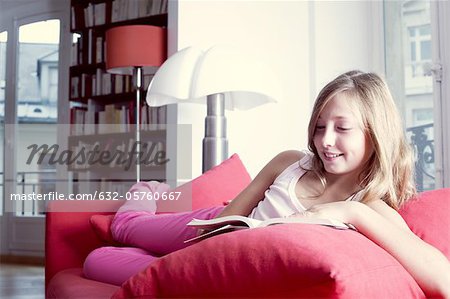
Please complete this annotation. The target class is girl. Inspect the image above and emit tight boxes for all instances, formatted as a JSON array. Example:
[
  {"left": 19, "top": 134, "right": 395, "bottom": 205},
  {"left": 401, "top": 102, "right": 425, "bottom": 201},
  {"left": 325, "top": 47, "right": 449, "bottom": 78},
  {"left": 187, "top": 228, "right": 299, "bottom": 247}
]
[{"left": 84, "top": 71, "right": 450, "bottom": 297}]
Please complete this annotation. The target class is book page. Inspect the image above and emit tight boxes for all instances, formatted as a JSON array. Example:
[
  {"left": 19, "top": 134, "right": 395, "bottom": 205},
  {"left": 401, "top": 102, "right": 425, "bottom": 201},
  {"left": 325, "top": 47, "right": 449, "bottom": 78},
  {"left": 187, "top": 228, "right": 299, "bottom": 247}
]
[
  {"left": 259, "top": 217, "right": 350, "bottom": 229},
  {"left": 184, "top": 224, "right": 247, "bottom": 243},
  {"left": 184, "top": 216, "right": 354, "bottom": 243},
  {"left": 187, "top": 215, "right": 263, "bottom": 229}
]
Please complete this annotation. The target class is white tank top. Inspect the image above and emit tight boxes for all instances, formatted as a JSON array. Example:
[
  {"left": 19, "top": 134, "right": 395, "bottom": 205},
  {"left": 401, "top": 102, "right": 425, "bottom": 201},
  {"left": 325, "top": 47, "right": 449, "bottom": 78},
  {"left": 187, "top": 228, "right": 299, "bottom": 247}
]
[{"left": 248, "top": 151, "right": 363, "bottom": 221}]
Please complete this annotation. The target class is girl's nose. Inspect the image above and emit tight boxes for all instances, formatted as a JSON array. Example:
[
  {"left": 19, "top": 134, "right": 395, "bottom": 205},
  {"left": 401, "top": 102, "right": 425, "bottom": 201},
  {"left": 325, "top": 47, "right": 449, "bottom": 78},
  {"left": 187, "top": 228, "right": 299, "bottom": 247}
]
[{"left": 322, "top": 128, "right": 336, "bottom": 147}]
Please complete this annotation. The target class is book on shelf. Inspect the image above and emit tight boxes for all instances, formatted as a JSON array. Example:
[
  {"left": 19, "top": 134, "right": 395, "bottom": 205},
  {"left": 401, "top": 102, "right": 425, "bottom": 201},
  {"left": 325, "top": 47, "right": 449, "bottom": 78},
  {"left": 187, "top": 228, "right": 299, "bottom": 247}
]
[
  {"left": 84, "top": 3, "right": 94, "bottom": 28},
  {"left": 95, "top": 35, "right": 104, "bottom": 64},
  {"left": 71, "top": 102, "right": 167, "bottom": 135},
  {"left": 70, "top": 76, "right": 80, "bottom": 98},
  {"left": 71, "top": 0, "right": 168, "bottom": 31},
  {"left": 94, "top": 2, "right": 106, "bottom": 26},
  {"left": 70, "top": 106, "right": 87, "bottom": 135},
  {"left": 111, "top": 0, "right": 168, "bottom": 23},
  {"left": 184, "top": 215, "right": 355, "bottom": 243}
]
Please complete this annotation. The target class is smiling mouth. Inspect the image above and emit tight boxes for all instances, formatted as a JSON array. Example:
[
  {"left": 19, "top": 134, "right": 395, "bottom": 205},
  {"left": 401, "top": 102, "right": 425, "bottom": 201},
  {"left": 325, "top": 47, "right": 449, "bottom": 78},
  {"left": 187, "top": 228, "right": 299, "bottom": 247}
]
[{"left": 323, "top": 153, "right": 344, "bottom": 158}]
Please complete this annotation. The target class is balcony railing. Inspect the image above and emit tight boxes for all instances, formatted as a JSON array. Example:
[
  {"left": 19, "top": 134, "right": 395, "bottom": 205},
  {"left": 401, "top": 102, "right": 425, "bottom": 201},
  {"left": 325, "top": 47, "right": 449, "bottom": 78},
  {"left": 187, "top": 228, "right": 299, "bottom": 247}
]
[
  {"left": 16, "top": 170, "right": 57, "bottom": 216},
  {"left": 406, "top": 123, "right": 435, "bottom": 192},
  {"left": 0, "top": 170, "right": 57, "bottom": 216}
]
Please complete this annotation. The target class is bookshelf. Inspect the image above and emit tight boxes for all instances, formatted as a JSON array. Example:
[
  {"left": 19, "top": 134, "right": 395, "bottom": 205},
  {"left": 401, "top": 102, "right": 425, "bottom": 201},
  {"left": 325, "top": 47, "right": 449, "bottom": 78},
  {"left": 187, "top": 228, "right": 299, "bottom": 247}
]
[{"left": 69, "top": 0, "right": 169, "bottom": 195}]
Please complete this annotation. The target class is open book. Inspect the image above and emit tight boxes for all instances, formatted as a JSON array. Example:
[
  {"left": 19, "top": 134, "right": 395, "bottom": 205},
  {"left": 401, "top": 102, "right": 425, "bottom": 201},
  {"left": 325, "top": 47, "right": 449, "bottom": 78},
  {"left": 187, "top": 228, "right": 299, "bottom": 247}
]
[{"left": 184, "top": 215, "right": 355, "bottom": 243}]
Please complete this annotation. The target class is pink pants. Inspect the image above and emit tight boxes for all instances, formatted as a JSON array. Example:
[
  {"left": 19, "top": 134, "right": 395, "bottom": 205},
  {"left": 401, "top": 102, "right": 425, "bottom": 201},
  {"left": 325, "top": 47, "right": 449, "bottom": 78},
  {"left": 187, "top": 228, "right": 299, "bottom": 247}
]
[{"left": 83, "top": 181, "right": 224, "bottom": 286}]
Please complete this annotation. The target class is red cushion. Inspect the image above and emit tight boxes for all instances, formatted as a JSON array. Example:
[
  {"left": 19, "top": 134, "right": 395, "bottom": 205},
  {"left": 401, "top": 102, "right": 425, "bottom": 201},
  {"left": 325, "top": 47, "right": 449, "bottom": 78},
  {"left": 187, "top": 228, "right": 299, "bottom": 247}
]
[
  {"left": 158, "top": 153, "right": 251, "bottom": 212},
  {"left": 89, "top": 215, "right": 122, "bottom": 246},
  {"left": 189, "top": 153, "right": 251, "bottom": 210},
  {"left": 399, "top": 188, "right": 450, "bottom": 259},
  {"left": 113, "top": 224, "right": 424, "bottom": 298}
]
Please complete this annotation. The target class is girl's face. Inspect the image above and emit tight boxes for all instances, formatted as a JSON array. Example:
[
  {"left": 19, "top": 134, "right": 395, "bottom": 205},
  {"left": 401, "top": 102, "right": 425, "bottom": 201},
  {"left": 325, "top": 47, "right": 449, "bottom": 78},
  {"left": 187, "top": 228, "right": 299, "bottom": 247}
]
[{"left": 313, "top": 93, "right": 373, "bottom": 179}]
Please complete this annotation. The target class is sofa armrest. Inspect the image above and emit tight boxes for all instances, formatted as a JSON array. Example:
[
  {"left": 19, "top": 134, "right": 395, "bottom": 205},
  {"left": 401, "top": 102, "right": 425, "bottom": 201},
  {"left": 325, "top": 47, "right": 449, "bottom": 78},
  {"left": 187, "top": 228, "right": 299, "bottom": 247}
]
[{"left": 45, "top": 200, "right": 122, "bottom": 289}]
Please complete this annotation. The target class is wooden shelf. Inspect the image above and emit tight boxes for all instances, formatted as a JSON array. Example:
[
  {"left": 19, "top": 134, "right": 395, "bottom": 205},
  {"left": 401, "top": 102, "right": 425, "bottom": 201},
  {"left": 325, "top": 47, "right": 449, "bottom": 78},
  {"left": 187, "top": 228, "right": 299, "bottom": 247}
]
[
  {"left": 68, "top": 129, "right": 166, "bottom": 142},
  {"left": 70, "top": 91, "right": 137, "bottom": 104},
  {"left": 70, "top": 62, "right": 105, "bottom": 76},
  {"left": 72, "top": 13, "right": 168, "bottom": 33},
  {"left": 68, "top": 164, "right": 166, "bottom": 173}
]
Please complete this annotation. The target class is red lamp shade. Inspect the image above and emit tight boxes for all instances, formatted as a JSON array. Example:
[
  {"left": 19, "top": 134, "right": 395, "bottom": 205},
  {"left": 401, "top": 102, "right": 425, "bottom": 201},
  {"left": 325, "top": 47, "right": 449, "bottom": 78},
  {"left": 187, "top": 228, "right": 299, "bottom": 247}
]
[{"left": 105, "top": 25, "right": 167, "bottom": 75}]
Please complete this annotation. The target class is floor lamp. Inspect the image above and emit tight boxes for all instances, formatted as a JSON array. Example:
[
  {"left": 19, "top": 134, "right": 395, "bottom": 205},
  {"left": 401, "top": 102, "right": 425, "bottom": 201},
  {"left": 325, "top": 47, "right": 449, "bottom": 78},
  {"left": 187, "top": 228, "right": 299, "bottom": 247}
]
[
  {"left": 145, "top": 45, "right": 279, "bottom": 172},
  {"left": 105, "top": 25, "right": 166, "bottom": 181}
]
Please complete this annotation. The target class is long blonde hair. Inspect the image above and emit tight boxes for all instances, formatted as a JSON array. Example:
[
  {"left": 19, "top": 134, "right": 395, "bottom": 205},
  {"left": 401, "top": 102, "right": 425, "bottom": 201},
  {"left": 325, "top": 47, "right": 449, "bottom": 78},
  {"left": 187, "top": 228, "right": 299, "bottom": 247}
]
[{"left": 307, "top": 70, "right": 416, "bottom": 209}]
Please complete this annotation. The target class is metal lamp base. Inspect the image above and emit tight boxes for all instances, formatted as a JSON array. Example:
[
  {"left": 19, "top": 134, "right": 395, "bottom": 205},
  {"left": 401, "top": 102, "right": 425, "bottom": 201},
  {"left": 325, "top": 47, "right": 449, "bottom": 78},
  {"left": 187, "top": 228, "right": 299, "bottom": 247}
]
[{"left": 202, "top": 93, "right": 228, "bottom": 172}]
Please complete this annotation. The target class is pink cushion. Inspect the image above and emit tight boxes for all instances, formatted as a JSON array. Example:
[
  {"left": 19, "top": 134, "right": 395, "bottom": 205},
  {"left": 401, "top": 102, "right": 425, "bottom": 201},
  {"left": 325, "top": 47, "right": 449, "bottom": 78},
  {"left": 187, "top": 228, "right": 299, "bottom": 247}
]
[
  {"left": 174, "top": 153, "right": 252, "bottom": 211},
  {"left": 399, "top": 188, "right": 450, "bottom": 259},
  {"left": 113, "top": 224, "right": 424, "bottom": 298}
]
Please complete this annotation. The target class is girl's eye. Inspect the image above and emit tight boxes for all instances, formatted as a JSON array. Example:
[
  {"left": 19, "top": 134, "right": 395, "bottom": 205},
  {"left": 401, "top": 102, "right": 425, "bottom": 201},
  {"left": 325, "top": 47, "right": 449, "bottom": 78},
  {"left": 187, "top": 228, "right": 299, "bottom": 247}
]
[
  {"left": 338, "top": 127, "right": 352, "bottom": 131},
  {"left": 315, "top": 125, "right": 325, "bottom": 130}
]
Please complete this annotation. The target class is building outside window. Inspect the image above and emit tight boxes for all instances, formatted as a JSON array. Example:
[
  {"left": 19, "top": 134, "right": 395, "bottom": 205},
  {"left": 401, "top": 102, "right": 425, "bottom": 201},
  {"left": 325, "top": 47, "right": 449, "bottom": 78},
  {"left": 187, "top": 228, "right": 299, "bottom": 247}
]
[{"left": 385, "top": 0, "right": 435, "bottom": 191}]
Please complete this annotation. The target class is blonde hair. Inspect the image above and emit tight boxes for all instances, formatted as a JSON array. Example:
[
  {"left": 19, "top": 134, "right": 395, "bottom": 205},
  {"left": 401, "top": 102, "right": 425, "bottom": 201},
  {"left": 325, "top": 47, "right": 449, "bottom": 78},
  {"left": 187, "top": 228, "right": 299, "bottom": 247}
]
[{"left": 307, "top": 70, "right": 416, "bottom": 209}]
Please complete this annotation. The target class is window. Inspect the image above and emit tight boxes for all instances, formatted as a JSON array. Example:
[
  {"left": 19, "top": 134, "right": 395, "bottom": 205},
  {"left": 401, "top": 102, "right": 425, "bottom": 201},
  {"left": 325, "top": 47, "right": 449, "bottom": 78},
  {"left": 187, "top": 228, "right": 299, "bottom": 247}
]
[
  {"left": 407, "top": 24, "right": 431, "bottom": 77},
  {"left": 0, "top": 0, "right": 68, "bottom": 258},
  {"left": 16, "top": 20, "right": 59, "bottom": 215},
  {"left": 384, "top": 0, "right": 436, "bottom": 191},
  {"left": 0, "top": 31, "right": 6, "bottom": 215},
  {"left": 17, "top": 19, "right": 59, "bottom": 111},
  {"left": 413, "top": 108, "right": 433, "bottom": 124},
  {"left": 0, "top": 31, "right": 6, "bottom": 103}
]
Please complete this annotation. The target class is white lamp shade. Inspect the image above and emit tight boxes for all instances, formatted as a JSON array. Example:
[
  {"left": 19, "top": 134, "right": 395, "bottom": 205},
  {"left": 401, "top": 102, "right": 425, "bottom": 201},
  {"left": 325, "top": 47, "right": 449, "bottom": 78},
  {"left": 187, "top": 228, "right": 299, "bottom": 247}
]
[{"left": 146, "top": 45, "right": 280, "bottom": 110}]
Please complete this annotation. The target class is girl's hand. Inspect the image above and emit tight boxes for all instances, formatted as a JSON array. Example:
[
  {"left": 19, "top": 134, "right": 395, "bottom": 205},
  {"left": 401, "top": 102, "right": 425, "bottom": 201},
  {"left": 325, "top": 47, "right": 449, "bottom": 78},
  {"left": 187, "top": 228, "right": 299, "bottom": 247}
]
[{"left": 289, "top": 201, "right": 360, "bottom": 224}]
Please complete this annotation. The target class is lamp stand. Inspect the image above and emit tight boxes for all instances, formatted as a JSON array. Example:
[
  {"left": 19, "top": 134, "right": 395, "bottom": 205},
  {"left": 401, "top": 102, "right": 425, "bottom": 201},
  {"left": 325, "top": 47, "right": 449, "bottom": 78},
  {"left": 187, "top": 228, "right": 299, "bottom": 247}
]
[
  {"left": 133, "top": 66, "right": 143, "bottom": 182},
  {"left": 203, "top": 93, "right": 228, "bottom": 172}
]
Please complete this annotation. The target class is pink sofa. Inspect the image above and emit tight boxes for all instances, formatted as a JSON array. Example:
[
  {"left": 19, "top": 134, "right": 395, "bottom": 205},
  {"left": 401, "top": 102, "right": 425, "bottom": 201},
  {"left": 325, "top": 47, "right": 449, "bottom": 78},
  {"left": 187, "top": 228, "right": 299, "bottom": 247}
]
[{"left": 46, "top": 154, "right": 450, "bottom": 298}]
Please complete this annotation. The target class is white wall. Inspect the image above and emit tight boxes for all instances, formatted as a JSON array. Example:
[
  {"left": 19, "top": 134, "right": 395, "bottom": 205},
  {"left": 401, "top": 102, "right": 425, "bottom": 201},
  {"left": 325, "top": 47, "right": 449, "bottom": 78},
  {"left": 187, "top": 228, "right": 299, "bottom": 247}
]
[
  {"left": 311, "top": 0, "right": 374, "bottom": 97},
  {"left": 172, "top": 0, "right": 377, "bottom": 178}
]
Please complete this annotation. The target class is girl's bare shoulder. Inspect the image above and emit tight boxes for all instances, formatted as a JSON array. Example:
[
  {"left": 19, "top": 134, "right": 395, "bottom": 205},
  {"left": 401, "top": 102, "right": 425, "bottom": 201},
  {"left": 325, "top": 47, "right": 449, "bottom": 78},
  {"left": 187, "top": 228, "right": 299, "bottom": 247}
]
[
  {"left": 270, "top": 150, "right": 306, "bottom": 175},
  {"left": 277, "top": 150, "right": 306, "bottom": 162}
]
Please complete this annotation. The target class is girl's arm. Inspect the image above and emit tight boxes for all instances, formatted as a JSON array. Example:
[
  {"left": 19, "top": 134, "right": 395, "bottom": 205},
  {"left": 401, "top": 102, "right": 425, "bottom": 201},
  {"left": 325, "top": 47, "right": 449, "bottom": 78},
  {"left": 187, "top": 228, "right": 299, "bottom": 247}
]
[
  {"left": 296, "top": 200, "right": 450, "bottom": 297},
  {"left": 351, "top": 200, "right": 450, "bottom": 298},
  {"left": 215, "top": 150, "right": 305, "bottom": 218}
]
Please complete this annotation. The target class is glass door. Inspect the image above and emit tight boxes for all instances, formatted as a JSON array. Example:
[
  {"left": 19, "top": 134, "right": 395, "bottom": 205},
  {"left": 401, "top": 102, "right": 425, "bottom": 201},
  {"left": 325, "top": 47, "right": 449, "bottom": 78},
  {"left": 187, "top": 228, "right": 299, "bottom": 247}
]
[
  {"left": 4, "top": 18, "right": 60, "bottom": 256},
  {"left": 384, "top": 0, "right": 442, "bottom": 191},
  {"left": 0, "top": 31, "right": 6, "bottom": 216},
  {"left": 15, "top": 20, "right": 59, "bottom": 216}
]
